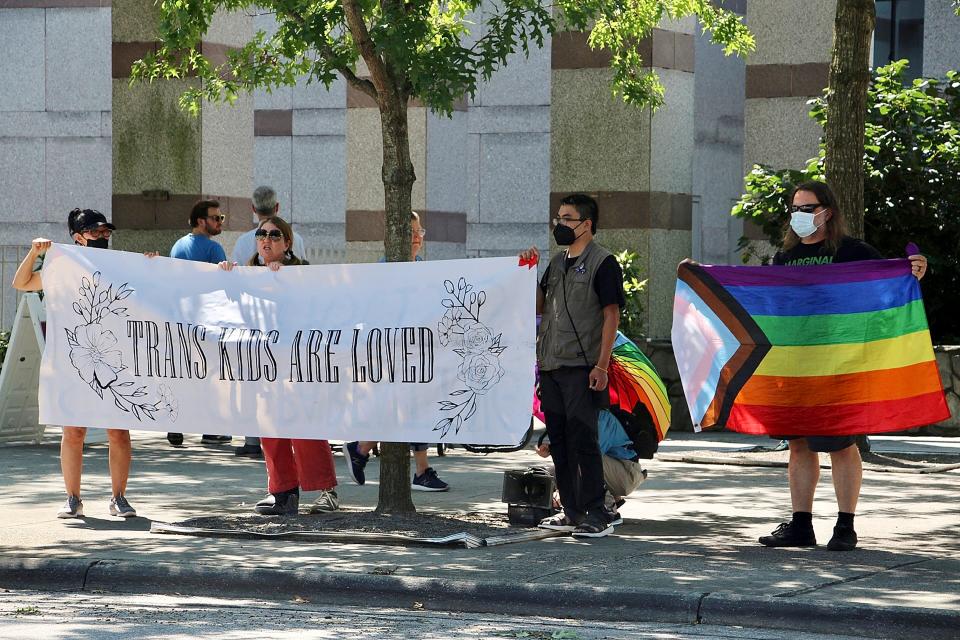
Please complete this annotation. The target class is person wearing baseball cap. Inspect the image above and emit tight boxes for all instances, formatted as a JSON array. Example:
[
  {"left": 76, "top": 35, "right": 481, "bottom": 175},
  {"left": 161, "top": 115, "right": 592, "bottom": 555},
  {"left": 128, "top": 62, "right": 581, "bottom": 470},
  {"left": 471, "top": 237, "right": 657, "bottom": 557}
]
[{"left": 12, "top": 208, "right": 150, "bottom": 521}]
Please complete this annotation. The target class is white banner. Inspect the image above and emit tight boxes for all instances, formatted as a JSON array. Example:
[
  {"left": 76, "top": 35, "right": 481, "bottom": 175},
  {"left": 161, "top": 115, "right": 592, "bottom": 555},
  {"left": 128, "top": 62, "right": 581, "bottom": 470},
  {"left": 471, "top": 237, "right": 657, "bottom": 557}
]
[{"left": 38, "top": 245, "right": 536, "bottom": 445}]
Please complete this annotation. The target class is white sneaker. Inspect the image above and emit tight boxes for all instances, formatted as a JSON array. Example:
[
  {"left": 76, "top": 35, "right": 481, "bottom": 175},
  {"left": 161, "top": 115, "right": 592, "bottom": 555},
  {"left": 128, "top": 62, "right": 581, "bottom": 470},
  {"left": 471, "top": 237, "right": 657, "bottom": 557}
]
[{"left": 309, "top": 489, "right": 340, "bottom": 513}]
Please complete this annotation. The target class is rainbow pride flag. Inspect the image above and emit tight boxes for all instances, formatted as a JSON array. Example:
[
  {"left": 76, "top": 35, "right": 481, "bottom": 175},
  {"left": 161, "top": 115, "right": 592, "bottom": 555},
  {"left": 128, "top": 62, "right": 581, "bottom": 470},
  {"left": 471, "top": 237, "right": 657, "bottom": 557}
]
[{"left": 672, "top": 260, "right": 950, "bottom": 436}]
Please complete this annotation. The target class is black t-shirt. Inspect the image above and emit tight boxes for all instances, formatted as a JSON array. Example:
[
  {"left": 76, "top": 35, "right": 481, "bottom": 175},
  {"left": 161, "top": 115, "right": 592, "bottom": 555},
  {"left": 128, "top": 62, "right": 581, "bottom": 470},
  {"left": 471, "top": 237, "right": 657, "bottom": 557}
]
[
  {"left": 539, "top": 254, "right": 626, "bottom": 309},
  {"left": 772, "top": 236, "right": 882, "bottom": 266}
]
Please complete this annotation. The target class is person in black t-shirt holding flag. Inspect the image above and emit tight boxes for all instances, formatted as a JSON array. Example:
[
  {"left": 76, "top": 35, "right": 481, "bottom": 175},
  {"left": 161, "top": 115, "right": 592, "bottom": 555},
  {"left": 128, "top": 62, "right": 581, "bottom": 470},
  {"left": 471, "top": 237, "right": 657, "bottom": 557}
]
[
  {"left": 759, "top": 180, "right": 928, "bottom": 551},
  {"left": 519, "top": 194, "right": 626, "bottom": 538}
]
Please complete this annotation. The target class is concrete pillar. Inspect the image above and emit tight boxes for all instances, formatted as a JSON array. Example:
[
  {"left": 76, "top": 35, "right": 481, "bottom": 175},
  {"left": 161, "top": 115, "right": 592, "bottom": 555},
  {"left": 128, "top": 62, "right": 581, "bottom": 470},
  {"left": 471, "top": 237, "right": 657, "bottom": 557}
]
[
  {"left": 550, "top": 19, "right": 697, "bottom": 339},
  {"left": 111, "top": 0, "right": 253, "bottom": 255}
]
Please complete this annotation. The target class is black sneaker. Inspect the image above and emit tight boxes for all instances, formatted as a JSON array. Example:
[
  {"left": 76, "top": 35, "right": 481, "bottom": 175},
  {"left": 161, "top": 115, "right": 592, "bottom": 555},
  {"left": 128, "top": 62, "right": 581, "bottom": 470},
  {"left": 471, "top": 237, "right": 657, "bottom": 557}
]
[
  {"left": 201, "top": 434, "right": 232, "bottom": 444},
  {"left": 234, "top": 444, "right": 263, "bottom": 458},
  {"left": 167, "top": 432, "right": 183, "bottom": 446},
  {"left": 254, "top": 489, "right": 299, "bottom": 516},
  {"left": 759, "top": 521, "right": 817, "bottom": 547},
  {"left": 827, "top": 525, "right": 858, "bottom": 551},
  {"left": 572, "top": 516, "right": 614, "bottom": 538},
  {"left": 412, "top": 467, "right": 449, "bottom": 492},
  {"left": 344, "top": 441, "right": 369, "bottom": 485}
]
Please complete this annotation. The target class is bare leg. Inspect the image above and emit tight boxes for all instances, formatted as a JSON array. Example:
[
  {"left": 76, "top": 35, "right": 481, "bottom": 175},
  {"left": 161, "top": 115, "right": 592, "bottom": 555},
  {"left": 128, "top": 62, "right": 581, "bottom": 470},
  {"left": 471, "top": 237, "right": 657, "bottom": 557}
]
[
  {"left": 788, "top": 438, "right": 820, "bottom": 513},
  {"left": 61, "top": 427, "right": 87, "bottom": 497},
  {"left": 357, "top": 441, "right": 376, "bottom": 456},
  {"left": 106, "top": 429, "right": 132, "bottom": 497},
  {"left": 829, "top": 445, "right": 862, "bottom": 513},
  {"left": 413, "top": 449, "right": 430, "bottom": 476}
]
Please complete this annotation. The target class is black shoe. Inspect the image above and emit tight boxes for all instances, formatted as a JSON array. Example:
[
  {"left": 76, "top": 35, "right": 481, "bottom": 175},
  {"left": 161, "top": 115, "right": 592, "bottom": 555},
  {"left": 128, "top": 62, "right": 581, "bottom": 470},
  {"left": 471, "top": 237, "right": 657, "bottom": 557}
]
[
  {"left": 254, "top": 489, "right": 299, "bottom": 516},
  {"left": 167, "top": 433, "right": 183, "bottom": 446},
  {"left": 572, "top": 516, "right": 615, "bottom": 538},
  {"left": 343, "top": 441, "right": 369, "bottom": 485},
  {"left": 412, "top": 467, "right": 449, "bottom": 492},
  {"left": 759, "top": 521, "right": 817, "bottom": 547},
  {"left": 201, "top": 434, "right": 232, "bottom": 444},
  {"left": 827, "top": 525, "right": 858, "bottom": 551},
  {"left": 234, "top": 444, "right": 263, "bottom": 458}
]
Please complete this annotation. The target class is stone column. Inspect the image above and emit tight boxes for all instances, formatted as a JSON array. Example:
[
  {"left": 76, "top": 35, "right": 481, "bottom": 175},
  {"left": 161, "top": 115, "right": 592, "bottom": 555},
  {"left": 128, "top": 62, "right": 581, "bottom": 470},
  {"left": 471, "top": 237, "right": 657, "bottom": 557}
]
[
  {"left": 742, "top": 1, "right": 836, "bottom": 215},
  {"left": 551, "top": 19, "right": 697, "bottom": 339},
  {"left": 111, "top": 0, "right": 253, "bottom": 255}
]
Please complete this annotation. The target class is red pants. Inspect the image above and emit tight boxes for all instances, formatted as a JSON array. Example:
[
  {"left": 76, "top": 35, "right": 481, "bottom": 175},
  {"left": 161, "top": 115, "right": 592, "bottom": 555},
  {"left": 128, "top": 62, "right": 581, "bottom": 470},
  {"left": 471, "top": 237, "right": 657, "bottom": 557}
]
[{"left": 261, "top": 438, "right": 337, "bottom": 494}]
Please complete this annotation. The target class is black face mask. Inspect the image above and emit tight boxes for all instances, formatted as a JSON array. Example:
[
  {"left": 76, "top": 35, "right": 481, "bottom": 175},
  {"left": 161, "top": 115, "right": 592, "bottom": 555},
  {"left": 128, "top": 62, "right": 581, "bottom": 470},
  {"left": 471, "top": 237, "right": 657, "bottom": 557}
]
[
  {"left": 84, "top": 238, "right": 109, "bottom": 250},
  {"left": 553, "top": 221, "right": 587, "bottom": 246}
]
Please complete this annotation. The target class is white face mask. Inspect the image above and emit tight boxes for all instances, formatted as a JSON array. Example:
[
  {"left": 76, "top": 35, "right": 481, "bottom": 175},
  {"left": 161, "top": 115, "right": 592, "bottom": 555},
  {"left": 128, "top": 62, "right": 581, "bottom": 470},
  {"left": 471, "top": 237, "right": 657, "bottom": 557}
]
[
  {"left": 790, "top": 211, "right": 822, "bottom": 238},
  {"left": 253, "top": 212, "right": 261, "bottom": 225}
]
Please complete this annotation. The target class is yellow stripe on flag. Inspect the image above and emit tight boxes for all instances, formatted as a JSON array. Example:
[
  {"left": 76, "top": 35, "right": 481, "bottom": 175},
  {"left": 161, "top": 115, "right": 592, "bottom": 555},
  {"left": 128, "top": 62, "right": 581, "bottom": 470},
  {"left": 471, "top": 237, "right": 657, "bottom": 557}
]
[{"left": 755, "top": 330, "right": 935, "bottom": 377}]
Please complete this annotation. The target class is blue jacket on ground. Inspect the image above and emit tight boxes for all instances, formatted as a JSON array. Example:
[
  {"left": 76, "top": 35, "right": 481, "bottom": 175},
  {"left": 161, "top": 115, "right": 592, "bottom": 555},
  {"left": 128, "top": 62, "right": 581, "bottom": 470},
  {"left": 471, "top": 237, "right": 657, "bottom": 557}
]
[
  {"left": 599, "top": 409, "right": 636, "bottom": 461},
  {"left": 170, "top": 234, "right": 227, "bottom": 264}
]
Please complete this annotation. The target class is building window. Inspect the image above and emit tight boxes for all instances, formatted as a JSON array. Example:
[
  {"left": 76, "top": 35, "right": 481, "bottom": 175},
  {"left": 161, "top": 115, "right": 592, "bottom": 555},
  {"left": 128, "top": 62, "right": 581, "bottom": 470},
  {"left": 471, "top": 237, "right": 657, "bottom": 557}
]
[{"left": 874, "top": 0, "right": 925, "bottom": 78}]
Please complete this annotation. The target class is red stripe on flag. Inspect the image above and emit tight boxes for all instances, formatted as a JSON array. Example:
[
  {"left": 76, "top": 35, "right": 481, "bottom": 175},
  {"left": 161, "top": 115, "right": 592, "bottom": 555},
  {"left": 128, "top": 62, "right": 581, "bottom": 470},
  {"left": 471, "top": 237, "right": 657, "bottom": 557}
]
[{"left": 726, "top": 390, "right": 951, "bottom": 436}]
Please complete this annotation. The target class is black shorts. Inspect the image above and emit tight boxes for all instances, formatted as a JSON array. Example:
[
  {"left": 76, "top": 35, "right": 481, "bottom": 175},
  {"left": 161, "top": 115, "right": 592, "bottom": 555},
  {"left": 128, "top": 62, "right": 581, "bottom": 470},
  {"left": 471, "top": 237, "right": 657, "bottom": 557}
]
[{"left": 779, "top": 435, "right": 858, "bottom": 453}]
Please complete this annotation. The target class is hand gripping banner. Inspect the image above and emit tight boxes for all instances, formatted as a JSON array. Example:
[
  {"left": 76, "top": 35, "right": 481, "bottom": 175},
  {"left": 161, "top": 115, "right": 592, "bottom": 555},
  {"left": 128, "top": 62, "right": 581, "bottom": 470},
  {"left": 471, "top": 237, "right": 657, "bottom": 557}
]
[{"left": 38, "top": 245, "right": 536, "bottom": 445}]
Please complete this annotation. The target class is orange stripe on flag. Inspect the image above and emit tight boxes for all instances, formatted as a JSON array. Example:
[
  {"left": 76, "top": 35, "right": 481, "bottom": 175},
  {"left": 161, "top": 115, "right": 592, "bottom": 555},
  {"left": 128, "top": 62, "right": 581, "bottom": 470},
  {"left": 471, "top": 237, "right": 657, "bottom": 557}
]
[{"left": 735, "top": 361, "right": 944, "bottom": 407}]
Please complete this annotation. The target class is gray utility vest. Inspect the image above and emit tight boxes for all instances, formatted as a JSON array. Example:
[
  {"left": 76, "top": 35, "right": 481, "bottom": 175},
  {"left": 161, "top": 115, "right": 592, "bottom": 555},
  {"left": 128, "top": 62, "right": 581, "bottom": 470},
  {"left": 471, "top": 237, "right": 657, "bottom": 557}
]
[{"left": 537, "top": 241, "right": 613, "bottom": 371}]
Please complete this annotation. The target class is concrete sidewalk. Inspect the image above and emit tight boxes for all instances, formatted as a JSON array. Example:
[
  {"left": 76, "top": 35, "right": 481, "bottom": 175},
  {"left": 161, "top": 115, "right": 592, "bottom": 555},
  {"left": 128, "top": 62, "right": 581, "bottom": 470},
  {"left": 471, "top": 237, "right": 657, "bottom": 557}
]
[{"left": 0, "top": 430, "right": 958, "bottom": 639}]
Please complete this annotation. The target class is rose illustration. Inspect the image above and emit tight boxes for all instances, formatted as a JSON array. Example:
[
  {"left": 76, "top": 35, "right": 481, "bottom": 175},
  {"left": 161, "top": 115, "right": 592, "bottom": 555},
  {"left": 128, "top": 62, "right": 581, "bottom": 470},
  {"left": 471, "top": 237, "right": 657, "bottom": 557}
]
[
  {"left": 461, "top": 321, "right": 495, "bottom": 354},
  {"left": 67, "top": 324, "right": 123, "bottom": 389},
  {"left": 457, "top": 351, "right": 505, "bottom": 395}
]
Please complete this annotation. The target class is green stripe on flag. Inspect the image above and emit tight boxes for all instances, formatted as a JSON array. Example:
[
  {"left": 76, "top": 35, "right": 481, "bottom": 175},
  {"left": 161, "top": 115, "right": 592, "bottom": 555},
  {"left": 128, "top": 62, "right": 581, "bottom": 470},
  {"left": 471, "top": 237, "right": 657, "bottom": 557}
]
[{"left": 753, "top": 299, "right": 929, "bottom": 346}]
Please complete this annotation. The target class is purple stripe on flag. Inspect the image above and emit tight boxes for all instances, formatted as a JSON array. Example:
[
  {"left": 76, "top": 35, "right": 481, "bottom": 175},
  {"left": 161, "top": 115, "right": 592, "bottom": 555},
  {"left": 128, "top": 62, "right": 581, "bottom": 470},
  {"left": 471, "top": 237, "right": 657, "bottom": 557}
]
[{"left": 704, "top": 259, "right": 910, "bottom": 287}]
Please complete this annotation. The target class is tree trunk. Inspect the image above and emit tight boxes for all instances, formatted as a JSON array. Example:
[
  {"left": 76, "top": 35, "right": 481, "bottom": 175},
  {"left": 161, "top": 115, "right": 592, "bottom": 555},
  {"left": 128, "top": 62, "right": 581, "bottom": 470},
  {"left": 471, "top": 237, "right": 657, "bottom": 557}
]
[
  {"left": 824, "top": 0, "right": 875, "bottom": 240},
  {"left": 374, "top": 90, "right": 417, "bottom": 515}
]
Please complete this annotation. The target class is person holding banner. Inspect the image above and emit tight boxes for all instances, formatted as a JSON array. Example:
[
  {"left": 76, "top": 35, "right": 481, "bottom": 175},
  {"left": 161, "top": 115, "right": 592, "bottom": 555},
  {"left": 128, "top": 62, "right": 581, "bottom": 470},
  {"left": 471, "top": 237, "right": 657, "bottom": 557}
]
[
  {"left": 758, "top": 180, "right": 928, "bottom": 551},
  {"left": 519, "top": 193, "right": 625, "bottom": 538},
  {"left": 343, "top": 211, "right": 450, "bottom": 492},
  {"left": 218, "top": 217, "right": 340, "bottom": 514},
  {"left": 11, "top": 208, "right": 151, "bottom": 519}
]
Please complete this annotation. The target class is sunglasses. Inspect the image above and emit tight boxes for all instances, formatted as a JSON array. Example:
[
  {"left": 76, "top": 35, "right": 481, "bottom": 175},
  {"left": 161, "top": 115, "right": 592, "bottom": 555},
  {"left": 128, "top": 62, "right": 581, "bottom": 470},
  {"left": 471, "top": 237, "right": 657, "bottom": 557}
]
[
  {"left": 255, "top": 229, "right": 285, "bottom": 240},
  {"left": 202, "top": 214, "right": 227, "bottom": 223},
  {"left": 790, "top": 204, "right": 822, "bottom": 214}
]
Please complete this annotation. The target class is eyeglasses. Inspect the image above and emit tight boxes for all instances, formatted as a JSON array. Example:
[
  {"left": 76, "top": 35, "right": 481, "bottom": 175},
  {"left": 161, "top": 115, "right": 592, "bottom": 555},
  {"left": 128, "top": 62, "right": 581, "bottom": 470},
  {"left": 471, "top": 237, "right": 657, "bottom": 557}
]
[
  {"left": 255, "top": 229, "right": 285, "bottom": 241},
  {"left": 552, "top": 217, "right": 585, "bottom": 227},
  {"left": 202, "top": 214, "right": 227, "bottom": 223},
  {"left": 790, "top": 204, "right": 822, "bottom": 214},
  {"left": 413, "top": 228, "right": 426, "bottom": 238},
  {"left": 83, "top": 228, "right": 112, "bottom": 239}
]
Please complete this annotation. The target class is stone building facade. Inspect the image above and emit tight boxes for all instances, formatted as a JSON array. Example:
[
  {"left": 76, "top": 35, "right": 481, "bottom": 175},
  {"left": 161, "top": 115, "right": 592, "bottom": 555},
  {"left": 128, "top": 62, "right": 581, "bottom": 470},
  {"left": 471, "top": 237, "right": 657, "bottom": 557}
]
[{"left": 1, "top": 0, "right": 957, "bottom": 429}]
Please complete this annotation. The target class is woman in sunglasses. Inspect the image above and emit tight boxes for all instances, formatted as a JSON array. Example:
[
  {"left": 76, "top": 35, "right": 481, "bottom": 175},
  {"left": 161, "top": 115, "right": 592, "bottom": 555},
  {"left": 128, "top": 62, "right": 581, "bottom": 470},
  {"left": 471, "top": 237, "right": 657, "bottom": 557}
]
[
  {"left": 218, "top": 217, "right": 340, "bottom": 515},
  {"left": 758, "top": 180, "right": 927, "bottom": 553}
]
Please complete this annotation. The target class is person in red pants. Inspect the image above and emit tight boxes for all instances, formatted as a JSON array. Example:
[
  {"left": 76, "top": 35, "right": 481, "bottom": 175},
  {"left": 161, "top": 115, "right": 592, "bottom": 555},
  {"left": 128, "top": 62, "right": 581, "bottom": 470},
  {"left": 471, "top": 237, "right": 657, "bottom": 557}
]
[{"left": 218, "top": 217, "right": 339, "bottom": 515}]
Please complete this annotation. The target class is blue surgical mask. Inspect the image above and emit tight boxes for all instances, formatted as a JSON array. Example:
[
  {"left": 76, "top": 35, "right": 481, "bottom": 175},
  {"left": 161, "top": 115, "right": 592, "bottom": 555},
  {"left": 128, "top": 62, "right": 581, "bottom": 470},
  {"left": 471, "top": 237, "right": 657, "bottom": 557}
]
[{"left": 790, "top": 211, "right": 821, "bottom": 238}]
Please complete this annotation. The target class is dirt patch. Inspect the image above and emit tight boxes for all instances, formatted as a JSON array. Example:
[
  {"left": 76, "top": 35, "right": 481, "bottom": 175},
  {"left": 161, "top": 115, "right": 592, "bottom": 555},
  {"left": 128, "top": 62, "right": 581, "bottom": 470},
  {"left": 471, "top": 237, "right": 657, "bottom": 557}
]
[{"left": 174, "top": 509, "right": 520, "bottom": 539}]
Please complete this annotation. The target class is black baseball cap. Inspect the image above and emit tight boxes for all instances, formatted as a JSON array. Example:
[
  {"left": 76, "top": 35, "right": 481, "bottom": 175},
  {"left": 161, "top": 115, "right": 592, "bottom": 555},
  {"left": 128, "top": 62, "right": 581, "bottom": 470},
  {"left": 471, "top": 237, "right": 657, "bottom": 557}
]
[{"left": 68, "top": 208, "right": 116, "bottom": 234}]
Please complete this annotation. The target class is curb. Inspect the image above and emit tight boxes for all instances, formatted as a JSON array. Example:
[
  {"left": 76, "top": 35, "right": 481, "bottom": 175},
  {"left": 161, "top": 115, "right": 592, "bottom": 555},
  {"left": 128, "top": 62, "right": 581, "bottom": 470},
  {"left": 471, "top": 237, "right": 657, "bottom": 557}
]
[{"left": 0, "top": 557, "right": 956, "bottom": 639}]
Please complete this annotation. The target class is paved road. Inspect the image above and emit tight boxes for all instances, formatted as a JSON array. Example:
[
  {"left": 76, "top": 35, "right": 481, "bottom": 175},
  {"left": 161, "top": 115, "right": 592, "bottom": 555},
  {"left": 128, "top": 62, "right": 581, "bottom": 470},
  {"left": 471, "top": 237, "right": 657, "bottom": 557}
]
[{"left": 0, "top": 589, "right": 870, "bottom": 640}]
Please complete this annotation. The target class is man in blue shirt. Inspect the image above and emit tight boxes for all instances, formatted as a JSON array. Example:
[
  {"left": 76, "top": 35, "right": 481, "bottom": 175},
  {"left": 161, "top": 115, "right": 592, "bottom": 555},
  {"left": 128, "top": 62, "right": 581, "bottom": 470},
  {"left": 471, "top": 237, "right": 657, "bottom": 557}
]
[
  {"left": 170, "top": 200, "right": 228, "bottom": 264},
  {"left": 167, "top": 199, "right": 229, "bottom": 446}
]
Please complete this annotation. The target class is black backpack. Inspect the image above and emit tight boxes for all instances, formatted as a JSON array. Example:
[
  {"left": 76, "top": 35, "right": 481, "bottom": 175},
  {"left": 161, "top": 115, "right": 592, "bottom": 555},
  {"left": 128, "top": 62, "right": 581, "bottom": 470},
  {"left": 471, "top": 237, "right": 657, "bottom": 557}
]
[{"left": 610, "top": 402, "right": 659, "bottom": 460}]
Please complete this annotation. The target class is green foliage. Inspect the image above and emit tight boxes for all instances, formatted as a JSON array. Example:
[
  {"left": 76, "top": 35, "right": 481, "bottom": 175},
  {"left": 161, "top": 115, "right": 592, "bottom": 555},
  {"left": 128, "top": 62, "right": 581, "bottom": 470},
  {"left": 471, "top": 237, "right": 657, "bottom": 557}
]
[
  {"left": 614, "top": 250, "right": 648, "bottom": 342},
  {"left": 732, "top": 61, "right": 960, "bottom": 342},
  {"left": 132, "top": 1, "right": 753, "bottom": 117}
]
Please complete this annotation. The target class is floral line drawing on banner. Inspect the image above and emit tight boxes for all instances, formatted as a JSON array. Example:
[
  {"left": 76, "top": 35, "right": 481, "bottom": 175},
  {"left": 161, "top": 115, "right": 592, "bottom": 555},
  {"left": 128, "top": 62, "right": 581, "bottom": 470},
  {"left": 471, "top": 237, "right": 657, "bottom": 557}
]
[
  {"left": 434, "top": 277, "right": 506, "bottom": 438},
  {"left": 64, "top": 271, "right": 179, "bottom": 422}
]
